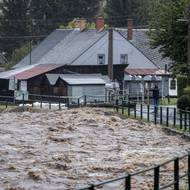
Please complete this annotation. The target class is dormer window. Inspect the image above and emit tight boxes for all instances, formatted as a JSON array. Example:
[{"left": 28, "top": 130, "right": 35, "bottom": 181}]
[
  {"left": 98, "top": 54, "right": 105, "bottom": 64},
  {"left": 120, "top": 54, "right": 128, "bottom": 64}
]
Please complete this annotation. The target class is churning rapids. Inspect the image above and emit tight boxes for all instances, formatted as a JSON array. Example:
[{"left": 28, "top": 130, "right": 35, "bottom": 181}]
[{"left": 0, "top": 107, "right": 189, "bottom": 190}]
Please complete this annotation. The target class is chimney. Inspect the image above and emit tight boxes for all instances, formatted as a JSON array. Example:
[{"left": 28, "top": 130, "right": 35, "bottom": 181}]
[
  {"left": 79, "top": 18, "right": 87, "bottom": 32},
  {"left": 127, "top": 19, "right": 133, "bottom": 40},
  {"left": 96, "top": 17, "right": 105, "bottom": 32},
  {"left": 75, "top": 18, "right": 80, "bottom": 28}
]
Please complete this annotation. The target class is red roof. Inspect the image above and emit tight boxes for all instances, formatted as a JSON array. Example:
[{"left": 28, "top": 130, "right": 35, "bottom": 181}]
[
  {"left": 125, "top": 68, "right": 169, "bottom": 76},
  {"left": 15, "top": 64, "right": 62, "bottom": 80}
]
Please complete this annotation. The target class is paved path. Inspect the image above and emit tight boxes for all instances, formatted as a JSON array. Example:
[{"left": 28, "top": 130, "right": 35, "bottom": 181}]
[{"left": 131, "top": 105, "right": 188, "bottom": 127}]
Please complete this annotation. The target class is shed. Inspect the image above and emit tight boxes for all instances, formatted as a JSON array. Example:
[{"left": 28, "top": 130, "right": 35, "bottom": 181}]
[{"left": 46, "top": 74, "right": 107, "bottom": 99}]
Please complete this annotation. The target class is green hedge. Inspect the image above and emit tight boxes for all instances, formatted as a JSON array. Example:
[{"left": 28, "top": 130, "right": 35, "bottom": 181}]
[
  {"left": 177, "top": 95, "right": 190, "bottom": 110},
  {"left": 183, "top": 86, "right": 190, "bottom": 96},
  {"left": 177, "top": 75, "right": 188, "bottom": 97}
]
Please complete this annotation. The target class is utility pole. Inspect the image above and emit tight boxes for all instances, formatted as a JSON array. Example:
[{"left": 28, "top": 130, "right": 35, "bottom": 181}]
[
  {"left": 188, "top": 4, "right": 190, "bottom": 83},
  {"left": 108, "top": 28, "right": 113, "bottom": 80}
]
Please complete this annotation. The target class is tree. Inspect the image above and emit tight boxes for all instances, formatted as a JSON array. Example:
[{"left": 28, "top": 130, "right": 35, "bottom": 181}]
[
  {"left": 0, "top": 0, "right": 31, "bottom": 56},
  {"left": 104, "top": 0, "right": 140, "bottom": 26},
  {"left": 149, "top": 0, "right": 189, "bottom": 76},
  {"left": 4, "top": 41, "right": 35, "bottom": 70},
  {"left": 30, "top": 0, "right": 101, "bottom": 35}
]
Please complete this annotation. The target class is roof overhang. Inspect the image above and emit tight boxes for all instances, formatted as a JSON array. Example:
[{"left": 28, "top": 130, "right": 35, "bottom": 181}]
[
  {"left": 125, "top": 68, "right": 170, "bottom": 76},
  {"left": 0, "top": 64, "right": 62, "bottom": 80},
  {"left": 46, "top": 74, "right": 107, "bottom": 85}
]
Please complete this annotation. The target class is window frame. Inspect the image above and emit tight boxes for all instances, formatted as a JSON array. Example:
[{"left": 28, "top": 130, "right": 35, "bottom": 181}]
[
  {"left": 120, "top": 54, "right": 128, "bottom": 65},
  {"left": 97, "top": 54, "right": 105, "bottom": 65},
  {"left": 170, "top": 79, "right": 176, "bottom": 90}
]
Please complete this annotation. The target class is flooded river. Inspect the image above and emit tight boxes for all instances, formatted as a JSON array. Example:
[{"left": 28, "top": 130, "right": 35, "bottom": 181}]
[{"left": 0, "top": 107, "right": 189, "bottom": 190}]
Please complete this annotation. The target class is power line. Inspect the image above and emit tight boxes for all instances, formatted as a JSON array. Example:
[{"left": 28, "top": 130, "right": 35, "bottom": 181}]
[{"left": 0, "top": 35, "right": 47, "bottom": 39}]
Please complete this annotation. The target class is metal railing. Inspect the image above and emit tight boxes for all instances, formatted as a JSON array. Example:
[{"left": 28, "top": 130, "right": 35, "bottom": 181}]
[
  {"left": 0, "top": 94, "right": 190, "bottom": 189},
  {"left": 78, "top": 153, "right": 190, "bottom": 190},
  {"left": 115, "top": 100, "right": 190, "bottom": 134}
]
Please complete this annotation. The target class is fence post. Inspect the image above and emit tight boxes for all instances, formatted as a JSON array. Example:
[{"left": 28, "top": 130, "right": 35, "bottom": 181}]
[
  {"left": 166, "top": 107, "right": 169, "bottom": 127},
  {"left": 160, "top": 107, "right": 163, "bottom": 125},
  {"left": 78, "top": 98, "right": 80, "bottom": 107},
  {"left": 154, "top": 107, "right": 157, "bottom": 125},
  {"left": 173, "top": 108, "right": 176, "bottom": 127},
  {"left": 122, "top": 100, "right": 124, "bottom": 115},
  {"left": 154, "top": 166, "right": 160, "bottom": 190},
  {"left": 125, "top": 174, "right": 131, "bottom": 190},
  {"left": 185, "top": 110, "right": 187, "bottom": 131},
  {"left": 49, "top": 100, "right": 51, "bottom": 110},
  {"left": 134, "top": 104, "right": 137, "bottom": 118},
  {"left": 189, "top": 112, "right": 190, "bottom": 133},
  {"left": 116, "top": 99, "right": 119, "bottom": 113},
  {"left": 147, "top": 104, "right": 150, "bottom": 122},
  {"left": 188, "top": 153, "right": 190, "bottom": 190},
  {"left": 88, "top": 184, "right": 95, "bottom": 190},
  {"left": 59, "top": 96, "right": 61, "bottom": 110},
  {"left": 128, "top": 107, "right": 130, "bottom": 117},
  {"left": 140, "top": 104, "right": 143, "bottom": 120},
  {"left": 40, "top": 97, "right": 42, "bottom": 109},
  {"left": 174, "top": 157, "right": 179, "bottom": 190},
  {"left": 22, "top": 93, "right": 24, "bottom": 108},
  {"left": 180, "top": 110, "right": 183, "bottom": 130},
  {"left": 66, "top": 98, "right": 69, "bottom": 108},
  {"left": 84, "top": 95, "right": 87, "bottom": 106}
]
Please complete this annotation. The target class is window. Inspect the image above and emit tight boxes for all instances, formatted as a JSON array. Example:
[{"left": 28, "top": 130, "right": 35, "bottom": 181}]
[
  {"left": 170, "top": 79, "right": 176, "bottom": 90},
  {"left": 120, "top": 54, "right": 128, "bottom": 64},
  {"left": 98, "top": 54, "right": 105, "bottom": 64}
]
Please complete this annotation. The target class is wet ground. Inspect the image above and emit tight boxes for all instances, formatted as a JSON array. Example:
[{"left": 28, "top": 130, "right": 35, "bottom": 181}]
[{"left": 0, "top": 107, "right": 189, "bottom": 190}]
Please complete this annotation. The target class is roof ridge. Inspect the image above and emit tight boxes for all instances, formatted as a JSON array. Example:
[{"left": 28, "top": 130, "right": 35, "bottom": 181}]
[
  {"left": 69, "top": 31, "right": 108, "bottom": 65},
  {"left": 36, "top": 30, "right": 80, "bottom": 65},
  {"left": 115, "top": 29, "right": 160, "bottom": 69}
]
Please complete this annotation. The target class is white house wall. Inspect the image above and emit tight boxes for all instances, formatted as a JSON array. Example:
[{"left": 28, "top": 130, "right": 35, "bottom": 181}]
[
  {"left": 72, "top": 34, "right": 109, "bottom": 65},
  {"left": 113, "top": 31, "right": 157, "bottom": 69},
  {"left": 71, "top": 85, "right": 105, "bottom": 97},
  {"left": 72, "top": 31, "right": 158, "bottom": 69}
]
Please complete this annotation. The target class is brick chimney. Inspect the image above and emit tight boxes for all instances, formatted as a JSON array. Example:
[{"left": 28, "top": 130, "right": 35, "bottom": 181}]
[
  {"left": 96, "top": 17, "right": 105, "bottom": 32},
  {"left": 79, "top": 18, "right": 87, "bottom": 32},
  {"left": 75, "top": 18, "right": 80, "bottom": 28},
  {"left": 127, "top": 19, "right": 133, "bottom": 40}
]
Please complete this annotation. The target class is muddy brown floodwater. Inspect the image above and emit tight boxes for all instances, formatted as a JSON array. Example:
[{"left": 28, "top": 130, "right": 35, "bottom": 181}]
[{"left": 0, "top": 107, "right": 189, "bottom": 190}]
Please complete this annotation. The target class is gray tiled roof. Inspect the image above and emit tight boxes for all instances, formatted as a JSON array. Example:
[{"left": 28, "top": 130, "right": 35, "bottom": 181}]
[
  {"left": 14, "top": 29, "right": 107, "bottom": 68},
  {"left": 37, "top": 29, "right": 107, "bottom": 65},
  {"left": 117, "top": 29, "right": 172, "bottom": 70},
  {"left": 13, "top": 28, "right": 171, "bottom": 70},
  {"left": 46, "top": 74, "right": 107, "bottom": 85},
  {"left": 13, "top": 29, "right": 73, "bottom": 68}
]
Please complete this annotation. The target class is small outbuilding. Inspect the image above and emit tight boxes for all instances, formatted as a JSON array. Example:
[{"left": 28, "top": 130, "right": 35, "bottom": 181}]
[{"left": 46, "top": 74, "right": 108, "bottom": 98}]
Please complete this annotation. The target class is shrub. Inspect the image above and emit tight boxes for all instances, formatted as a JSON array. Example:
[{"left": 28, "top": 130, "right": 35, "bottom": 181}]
[
  {"left": 183, "top": 86, "right": 190, "bottom": 97},
  {"left": 177, "top": 95, "right": 190, "bottom": 110},
  {"left": 177, "top": 75, "right": 188, "bottom": 97}
]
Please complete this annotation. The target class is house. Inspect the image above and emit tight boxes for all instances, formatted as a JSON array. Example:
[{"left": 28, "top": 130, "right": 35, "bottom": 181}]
[
  {"left": 117, "top": 20, "right": 176, "bottom": 100},
  {"left": 0, "top": 18, "right": 175, "bottom": 100}
]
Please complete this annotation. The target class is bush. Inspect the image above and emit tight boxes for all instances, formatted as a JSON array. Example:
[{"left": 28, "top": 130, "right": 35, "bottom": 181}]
[
  {"left": 183, "top": 86, "right": 190, "bottom": 97},
  {"left": 177, "top": 95, "right": 190, "bottom": 110},
  {"left": 177, "top": 75, "right": 188, "bottom": 97}
]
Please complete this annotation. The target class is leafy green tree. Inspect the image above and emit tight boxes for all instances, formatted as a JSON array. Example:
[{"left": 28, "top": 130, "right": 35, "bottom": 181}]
[
  {"left": 104, "top": 0, "right": 140, "bottom": 26},
  {"left": 30, "top": 0, "right": 101, "bottom": 35},
  {"left": 149, "top": 0, "right": 189, "bottom": 76},
  {"left": 4, "top": 41, "right": 35, "bottom": 70},
  {"left": 0, "top": 0, "right": 31, "bottom": 56}
]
